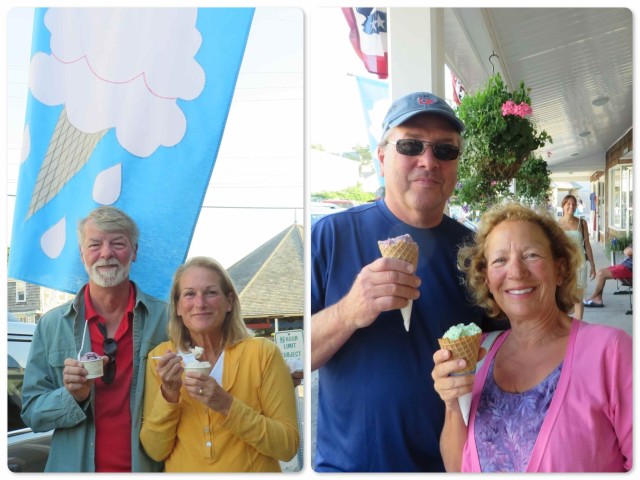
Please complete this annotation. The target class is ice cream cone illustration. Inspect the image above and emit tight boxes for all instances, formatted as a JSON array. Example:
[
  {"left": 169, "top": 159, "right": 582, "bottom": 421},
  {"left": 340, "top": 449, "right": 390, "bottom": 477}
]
[
  {"left": 24, "top": 9, "right": 205, "bottom": 220},
  {"left": 378, "top": 234, "right": 419, "bottom": 331},
  {"left": 27, "top": 108, "right": 108, "bottom": 219},
  {"left": 439, "top": 322, "right": 482, "bottom": 425}
]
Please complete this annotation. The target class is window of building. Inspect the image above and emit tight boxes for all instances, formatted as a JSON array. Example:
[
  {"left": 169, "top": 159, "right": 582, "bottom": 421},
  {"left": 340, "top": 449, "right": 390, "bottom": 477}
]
[
  {"left": 608, "top": 164, "right": 633, "bottom": 232},
  {"left": 15, "top": 281, "right": 27, "bottom": 303}
]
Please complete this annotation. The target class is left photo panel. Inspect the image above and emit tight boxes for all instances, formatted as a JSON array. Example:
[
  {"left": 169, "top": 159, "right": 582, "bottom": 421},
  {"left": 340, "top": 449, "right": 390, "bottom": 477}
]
[{"left": 6, "top": 7, "right": 304, "bottom": 473}]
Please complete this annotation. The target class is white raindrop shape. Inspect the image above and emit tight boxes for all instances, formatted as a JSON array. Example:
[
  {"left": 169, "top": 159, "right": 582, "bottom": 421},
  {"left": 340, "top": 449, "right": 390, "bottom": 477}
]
[
  {"left": 40, "top": 217, "right": 66, "bottom": 259},
  {"left": 20, "top": 124, "right": 31, "bottom": 164},
  {"left": 93, "top": 164, "right": 122, "bottom": 205}
]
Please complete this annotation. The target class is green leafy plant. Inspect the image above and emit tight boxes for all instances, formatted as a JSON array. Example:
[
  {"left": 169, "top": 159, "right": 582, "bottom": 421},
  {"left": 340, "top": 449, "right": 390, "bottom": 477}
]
[
  {"left": 455, "top": 73, "right": 552, "bottom": 210},
  {"left": 606, "top": 233, "right": 633, "bottom": 255},
  {"left": 514, "top": 155, "right": 552, "bottom": 206}
]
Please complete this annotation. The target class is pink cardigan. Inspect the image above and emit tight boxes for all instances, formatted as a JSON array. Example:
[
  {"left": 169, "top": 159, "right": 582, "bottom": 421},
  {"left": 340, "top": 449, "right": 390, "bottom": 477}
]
[{"left": 462, "top": 319, "right": 632, "bottom": 472}]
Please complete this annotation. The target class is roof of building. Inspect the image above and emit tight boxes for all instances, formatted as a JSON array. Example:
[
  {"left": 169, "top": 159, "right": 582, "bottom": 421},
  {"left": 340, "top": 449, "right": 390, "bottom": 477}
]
[{"left": 228, "top": 224, "right": 303, "bottom": 319}]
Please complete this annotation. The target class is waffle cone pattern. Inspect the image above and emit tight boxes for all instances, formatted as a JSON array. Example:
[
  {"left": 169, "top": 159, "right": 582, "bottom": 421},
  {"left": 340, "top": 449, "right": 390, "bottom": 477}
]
[
  {"left": 438, "top": 332, "right": 482, "bottom": 374},
  {"left": 378, "top": 236, "right": 419, "bottom": 268}
]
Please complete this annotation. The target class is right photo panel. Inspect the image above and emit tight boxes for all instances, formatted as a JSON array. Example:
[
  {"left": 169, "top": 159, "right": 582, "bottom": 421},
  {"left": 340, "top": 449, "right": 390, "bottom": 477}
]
[{"left": 309, "top": 7, "right": 632, "bottom": 473}]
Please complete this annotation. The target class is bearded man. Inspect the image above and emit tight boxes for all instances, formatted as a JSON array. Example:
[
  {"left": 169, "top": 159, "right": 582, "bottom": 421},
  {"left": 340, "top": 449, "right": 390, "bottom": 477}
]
[{"left": 21, "top": 206, "right": 168, "bottom": 472}]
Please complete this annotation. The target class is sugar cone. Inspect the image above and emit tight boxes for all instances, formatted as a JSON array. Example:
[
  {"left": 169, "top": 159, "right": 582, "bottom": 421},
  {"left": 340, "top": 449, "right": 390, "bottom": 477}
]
[
  {"left": 377, "top": 237, "right": 419, "bottom": 268},
  {"left": 437, "top": 332, "right": 482, "bottom": 374},
  {"left": 378, "top": 234, "right": 419, "bottom": 331}
]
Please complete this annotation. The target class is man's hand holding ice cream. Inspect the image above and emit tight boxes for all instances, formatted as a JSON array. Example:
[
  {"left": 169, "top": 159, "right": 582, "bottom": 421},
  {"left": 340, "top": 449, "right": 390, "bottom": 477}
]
[
  {"left": 378, "top": 234, "right": 419, "bottom": 331},
  {"left": 432, "top": 323, "right": 485, "bottom": 425},
  {"left": 311, "top": 243, "right": 421, "bottom": 370},
  {"left": 62, "top": 353, "right": 109, "bottom": 402}
]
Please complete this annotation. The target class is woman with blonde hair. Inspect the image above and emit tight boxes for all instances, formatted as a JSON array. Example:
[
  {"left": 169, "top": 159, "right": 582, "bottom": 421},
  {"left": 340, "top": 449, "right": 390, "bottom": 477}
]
[
  {"left": 432, "top": 203, "right": 631, "bottom": 472},
  {"left": 557, "top": 194, "right": 595, "bottom": 319},
  {"left": 141, "top": 256, "right": 299, "bottom": 471}
]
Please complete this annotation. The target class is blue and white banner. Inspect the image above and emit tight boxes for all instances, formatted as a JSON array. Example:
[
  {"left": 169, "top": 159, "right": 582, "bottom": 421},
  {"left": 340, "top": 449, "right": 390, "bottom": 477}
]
[
  {"left": 8, "top": 8, "right": 254, "bottom": 299},
  {"left": 354, "top": 75, "right": 389, "bottom": 187}
]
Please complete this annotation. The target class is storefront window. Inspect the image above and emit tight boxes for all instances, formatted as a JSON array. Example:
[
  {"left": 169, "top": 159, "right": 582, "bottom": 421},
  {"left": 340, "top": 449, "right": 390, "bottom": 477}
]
[{"left": 608, "top": 165, "right": 633, "bottom": 232}]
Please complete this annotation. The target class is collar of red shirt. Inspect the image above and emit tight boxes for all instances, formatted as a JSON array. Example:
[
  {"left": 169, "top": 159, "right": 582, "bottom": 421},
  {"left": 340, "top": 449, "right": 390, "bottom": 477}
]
[{"left": 84, "top": 281, "right": 135, "bottom": 323}]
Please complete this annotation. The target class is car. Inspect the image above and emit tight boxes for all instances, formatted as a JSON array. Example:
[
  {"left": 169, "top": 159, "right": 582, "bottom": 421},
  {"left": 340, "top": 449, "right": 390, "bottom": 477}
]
[
  {"left": 310, "top": 202, "right": 346, "bottom": 226},
  {"left": 7, "top": 320, "right": 51, "bottom": 472}
]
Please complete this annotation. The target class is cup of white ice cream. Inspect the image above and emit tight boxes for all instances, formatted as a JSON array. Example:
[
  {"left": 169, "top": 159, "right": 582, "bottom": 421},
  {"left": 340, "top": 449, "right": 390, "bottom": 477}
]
[{"left": 184, "top": 360, "right": 212, "bottom": 376}]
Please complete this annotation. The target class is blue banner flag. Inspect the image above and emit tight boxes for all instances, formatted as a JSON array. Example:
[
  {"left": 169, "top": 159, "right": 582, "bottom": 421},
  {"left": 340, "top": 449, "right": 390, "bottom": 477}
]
[
  {"left": 354, "top": 75, "right": 389, "bottom": 187},
  {"left": 8, "top": 8, "right": 255, "bottom": 299}
]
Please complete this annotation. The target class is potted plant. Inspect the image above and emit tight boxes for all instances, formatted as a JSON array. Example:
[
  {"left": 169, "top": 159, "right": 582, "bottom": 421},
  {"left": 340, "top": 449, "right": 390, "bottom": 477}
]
[
  {"left": 607, "top": 233, "right": 633, "bottom": 264},
  {"left": 454, "top": 73, "right": 552, "bottom": 211}
]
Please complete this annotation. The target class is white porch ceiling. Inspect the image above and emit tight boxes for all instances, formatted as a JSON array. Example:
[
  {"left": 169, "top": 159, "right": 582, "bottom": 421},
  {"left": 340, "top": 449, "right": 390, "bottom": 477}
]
[{"left": 444, "top": 8, "right": 632, "bottom": 176}]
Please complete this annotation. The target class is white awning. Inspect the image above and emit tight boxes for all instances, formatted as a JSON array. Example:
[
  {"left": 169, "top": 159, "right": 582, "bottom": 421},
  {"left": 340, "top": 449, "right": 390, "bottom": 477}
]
[{"left": 552, "top": 181, "right": 583, "bottom": 190}]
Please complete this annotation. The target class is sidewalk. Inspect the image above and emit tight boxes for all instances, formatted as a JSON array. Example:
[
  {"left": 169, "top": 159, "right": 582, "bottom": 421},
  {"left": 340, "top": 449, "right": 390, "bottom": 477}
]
[{"left": 581, "top": 239, "right": 633, "bottom": 338}]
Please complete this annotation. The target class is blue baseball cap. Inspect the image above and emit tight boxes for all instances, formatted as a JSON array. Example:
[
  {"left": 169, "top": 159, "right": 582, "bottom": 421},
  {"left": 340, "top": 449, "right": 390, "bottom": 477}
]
[{"left": 381, "top": 92, "right": 464, "bottom": 140}]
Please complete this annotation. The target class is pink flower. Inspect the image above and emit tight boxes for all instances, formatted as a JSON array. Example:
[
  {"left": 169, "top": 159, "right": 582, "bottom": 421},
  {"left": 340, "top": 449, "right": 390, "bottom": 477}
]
[{"left": 501, "top": 100, "right": 532, "bottom": 118}]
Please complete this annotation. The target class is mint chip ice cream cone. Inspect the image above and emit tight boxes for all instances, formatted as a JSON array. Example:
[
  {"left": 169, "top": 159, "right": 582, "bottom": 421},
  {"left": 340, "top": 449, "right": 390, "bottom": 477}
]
[{"left": 438, "top": 322, "right": 482, "bottom": 374}]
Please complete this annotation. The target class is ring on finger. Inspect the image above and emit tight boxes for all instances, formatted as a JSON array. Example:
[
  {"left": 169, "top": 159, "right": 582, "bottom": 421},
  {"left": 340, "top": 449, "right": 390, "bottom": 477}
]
[{"left": 199, "top": 387, "right": 204, "bottom": 395}]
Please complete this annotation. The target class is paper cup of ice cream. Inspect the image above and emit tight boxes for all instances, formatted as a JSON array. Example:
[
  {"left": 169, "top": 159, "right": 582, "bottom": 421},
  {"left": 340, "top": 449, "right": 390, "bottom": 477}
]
[
  {"left": 80, "top": 352, "right": 104, "bottom": 379},
  {"left": 184, "top": 361, "right": 212, "bottom": 376}
]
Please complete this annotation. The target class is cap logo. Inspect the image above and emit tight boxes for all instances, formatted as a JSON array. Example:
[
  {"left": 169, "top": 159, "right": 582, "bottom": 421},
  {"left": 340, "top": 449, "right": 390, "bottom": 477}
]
[{"left": 418, "top": 97, "right": 435, "bottom": 105}]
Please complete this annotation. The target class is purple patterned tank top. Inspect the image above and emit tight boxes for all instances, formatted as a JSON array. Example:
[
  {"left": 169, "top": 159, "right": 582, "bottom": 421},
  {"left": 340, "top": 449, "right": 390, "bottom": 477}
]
[{"left": 474, "top": 358, "right": 562, "bottom": 472}]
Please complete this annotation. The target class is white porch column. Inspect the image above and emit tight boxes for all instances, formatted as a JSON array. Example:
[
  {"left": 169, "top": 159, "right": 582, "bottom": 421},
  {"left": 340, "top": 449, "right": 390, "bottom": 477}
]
[{"left": 387, "top": 8, "right": 445, "bottom": 101}]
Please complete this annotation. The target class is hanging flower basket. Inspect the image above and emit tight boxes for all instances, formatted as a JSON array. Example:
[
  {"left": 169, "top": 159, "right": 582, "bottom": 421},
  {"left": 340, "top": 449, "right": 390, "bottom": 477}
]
[{"left": 454, "top": 73, "right": 552, "bottom": 210}]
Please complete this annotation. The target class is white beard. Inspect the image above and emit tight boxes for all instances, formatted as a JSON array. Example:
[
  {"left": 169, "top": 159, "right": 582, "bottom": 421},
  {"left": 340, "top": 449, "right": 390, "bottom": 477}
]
[{"left": 86, "top": 258, "right": 131, "bottom": 287}]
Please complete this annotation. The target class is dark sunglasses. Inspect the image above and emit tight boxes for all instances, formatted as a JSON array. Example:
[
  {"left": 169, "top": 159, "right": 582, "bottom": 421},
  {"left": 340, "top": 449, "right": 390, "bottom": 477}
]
[
  {"left": 97, "top": 323, "right": 117, "bottom": 385},
  {"left": 388, "top": 139, "right": 460, "bottom": 161}
]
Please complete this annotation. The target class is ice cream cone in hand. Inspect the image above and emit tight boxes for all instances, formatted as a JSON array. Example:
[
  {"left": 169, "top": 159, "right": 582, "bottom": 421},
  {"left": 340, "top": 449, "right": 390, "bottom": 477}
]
[
  {"left": 378, "top": 234, "right": 419, "bottom": 331},
  {"left": 438, "top": 333, "right": 482, "bottom": 374},
  {"left": 438, "top": 322, "right": 482, "bottom": 425}
]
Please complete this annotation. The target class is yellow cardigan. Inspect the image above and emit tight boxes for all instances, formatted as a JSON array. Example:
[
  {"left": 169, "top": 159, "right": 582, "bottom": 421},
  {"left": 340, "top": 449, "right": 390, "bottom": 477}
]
[{"left": 140, "top": 336, "right": 299, "bottom": 472}]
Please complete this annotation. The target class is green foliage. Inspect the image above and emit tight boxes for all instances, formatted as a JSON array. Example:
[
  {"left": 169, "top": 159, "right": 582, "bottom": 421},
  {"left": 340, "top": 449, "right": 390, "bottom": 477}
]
[
  {"left": 455, "top": 73, "right": 552, "bottom": 210},
  {"left": 606, "top": 233, "right": 633, "bottom": 255},
  {"left": 313, "top": 183, "right": 376, "bottom": 203},
  {"left": 514, "top": 155, "right": 552, "bottom": 206},
  {"left": 352, "top": 144, "right": 372, "bottom": 166}
]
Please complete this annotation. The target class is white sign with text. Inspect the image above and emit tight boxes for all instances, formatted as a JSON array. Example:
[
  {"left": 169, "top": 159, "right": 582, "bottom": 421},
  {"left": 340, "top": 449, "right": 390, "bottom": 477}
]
[{"left": 274, "top": 329, "right": 304, "bottom": 372}]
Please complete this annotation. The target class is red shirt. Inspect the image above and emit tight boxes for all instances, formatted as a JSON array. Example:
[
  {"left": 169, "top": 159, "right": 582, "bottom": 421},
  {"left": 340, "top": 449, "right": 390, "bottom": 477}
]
[{"left": 84, "top": 283, "right": 135, "bottom": 472}]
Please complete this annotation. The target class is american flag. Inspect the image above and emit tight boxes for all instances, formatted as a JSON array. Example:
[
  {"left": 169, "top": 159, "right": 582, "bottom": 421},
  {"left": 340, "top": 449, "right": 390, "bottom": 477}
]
[
  {"left": 451, "top": 72, "right": 466, "bottom": 105},
  {"left": 342, "top": 8, "right": 388, "bottom": 79}
]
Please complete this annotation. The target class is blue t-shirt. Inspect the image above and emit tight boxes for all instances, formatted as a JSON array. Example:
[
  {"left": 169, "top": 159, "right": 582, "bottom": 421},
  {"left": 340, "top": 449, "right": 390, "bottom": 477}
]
[{"left": 311, "top": 199, "right": 487, "bottom": 472}]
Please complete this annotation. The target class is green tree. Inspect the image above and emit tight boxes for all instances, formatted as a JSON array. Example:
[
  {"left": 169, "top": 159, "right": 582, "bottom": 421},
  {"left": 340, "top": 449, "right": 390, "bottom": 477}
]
[{"left": 313, "top": 183, "right": 376, "bottom": 203}]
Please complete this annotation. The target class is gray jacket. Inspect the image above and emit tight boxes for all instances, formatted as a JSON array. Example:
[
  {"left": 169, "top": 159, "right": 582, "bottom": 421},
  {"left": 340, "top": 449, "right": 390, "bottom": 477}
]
[{"left": 20, "top": 282, "right": 168, "bottom": 472}]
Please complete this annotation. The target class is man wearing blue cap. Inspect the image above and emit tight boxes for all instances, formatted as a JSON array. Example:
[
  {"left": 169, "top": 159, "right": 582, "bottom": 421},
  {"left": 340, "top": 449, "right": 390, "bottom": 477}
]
[{"left": 311, "top": 92, "right": 493, "bottom": 472}]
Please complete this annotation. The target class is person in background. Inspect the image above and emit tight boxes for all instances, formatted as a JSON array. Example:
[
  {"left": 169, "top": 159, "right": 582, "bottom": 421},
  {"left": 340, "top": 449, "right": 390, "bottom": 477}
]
[
  {"left": 433, "top": 202, "right": 631, "bottom": 472},
  {"left": 21, "top": 206, "right": 168, "bottom": 472},
  {"left": 584, "top": 244, "right": 633, "bottom": 308},
  {"left": 557, "top": 194, "right": 595, "bottom": 319},
  {"left": 140, "top": 256, "right": 299, "bottom": 471},
  {"left": 311, "top": 92, "right": 501, "bottom": 472}
]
